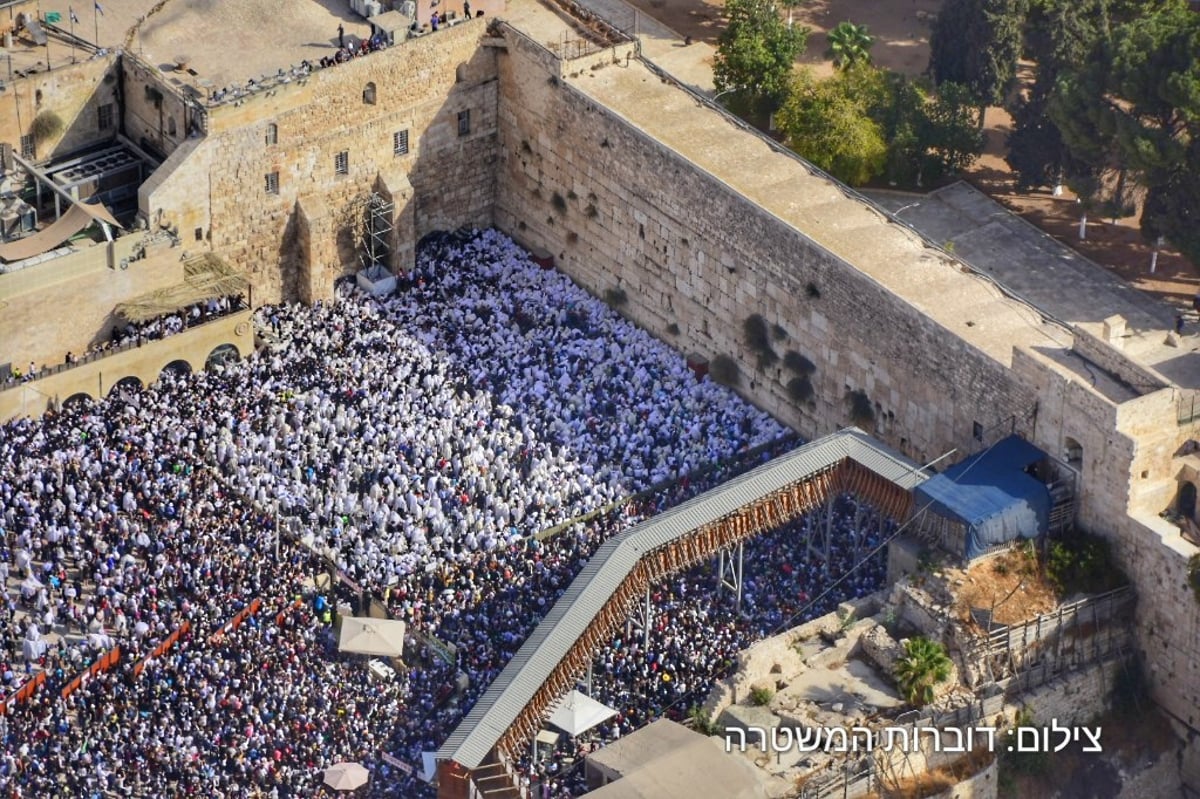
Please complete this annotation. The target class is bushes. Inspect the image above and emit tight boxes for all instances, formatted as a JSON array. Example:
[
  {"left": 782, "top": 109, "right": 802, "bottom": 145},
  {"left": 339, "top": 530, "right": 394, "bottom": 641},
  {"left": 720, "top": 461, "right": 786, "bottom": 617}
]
[
  {"left": 710, "top": 354, "right": 740, "bottom": 387},
  {"left": 1044, "top": 536, "right": 1126, "bottom": 596}
]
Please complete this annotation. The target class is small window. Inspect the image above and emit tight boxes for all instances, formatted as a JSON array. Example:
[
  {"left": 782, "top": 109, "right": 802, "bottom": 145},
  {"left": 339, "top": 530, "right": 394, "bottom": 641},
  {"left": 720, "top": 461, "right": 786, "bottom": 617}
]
[
  {"left": 194, "top": 227, "right": 203, "bottom": 242},
  {"left": 265, "top": 171, "right": 279, "bottom": 195},
  {"left": 265, "top": 123, "right": 278, "bottom": 146},
  {"left": 972, "top": 421, "right": 983, "bottom": 442},
  {"left": 19, "top": 134, "right": 34, "bottom": 160},
  {"left": 457, "top": 109, "right": 470, "bottom": 137},
  {"left": 98, "top": 103, "right": 114, "bottom": 131},
  {"left": 363, "top": 82, "right": 377, "bottom": 105},
  {"left": 335, "top": 151, "right": 349, "bottom": 175},
  {"left": 393, "top": 129, "right": 409, "bottom": 156},
  {"left": 167, "top": 117, "right": 177, "bottom": 137}
]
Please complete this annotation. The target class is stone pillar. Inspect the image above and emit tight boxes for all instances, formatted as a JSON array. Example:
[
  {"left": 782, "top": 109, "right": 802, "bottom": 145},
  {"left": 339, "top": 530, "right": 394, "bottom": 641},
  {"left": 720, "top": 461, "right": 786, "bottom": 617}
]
[
  {"left": 294, "top": 195, "right": 338, "bottom": 304},
  {"left": 374, "top": 170, "right": 416, "bottom": 275}
]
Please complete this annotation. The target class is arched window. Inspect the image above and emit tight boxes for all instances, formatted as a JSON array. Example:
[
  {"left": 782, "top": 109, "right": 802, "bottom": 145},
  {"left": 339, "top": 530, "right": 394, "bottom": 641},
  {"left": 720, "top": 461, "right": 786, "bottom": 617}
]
[
  {"left": 1180, "top": 482, "right": 1198, "bottom": 521},
  {"left": 1063, "top": 436, "right": 1083, "bottom": 468},
  {"left": 363, "top": 82, "right": 377, "bottom": 105},
  {"left": 168, "top": 117, "right": 177, "bottom": 137},
  {"left": 265, "top": 123, "right": 278, "bottom": 146},
  {"left": 455, "top": 63, "right": 468, "bottom": 83}
]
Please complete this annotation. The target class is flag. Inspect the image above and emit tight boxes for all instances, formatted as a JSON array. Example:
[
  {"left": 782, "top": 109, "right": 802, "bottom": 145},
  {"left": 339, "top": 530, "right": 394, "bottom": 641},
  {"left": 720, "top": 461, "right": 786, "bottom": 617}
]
[
  {"left": 70, "top": 7, "right": 80, "bottom": 23},
  {"left": 94, "top": 1, "right": 103, "bottom": 14}
]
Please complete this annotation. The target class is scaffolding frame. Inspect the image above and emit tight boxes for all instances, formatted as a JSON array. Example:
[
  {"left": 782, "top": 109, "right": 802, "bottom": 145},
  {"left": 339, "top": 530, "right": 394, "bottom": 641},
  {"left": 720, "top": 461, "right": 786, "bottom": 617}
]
[{"left": 359, "top": 192, "right": 393, "bottom": 271}]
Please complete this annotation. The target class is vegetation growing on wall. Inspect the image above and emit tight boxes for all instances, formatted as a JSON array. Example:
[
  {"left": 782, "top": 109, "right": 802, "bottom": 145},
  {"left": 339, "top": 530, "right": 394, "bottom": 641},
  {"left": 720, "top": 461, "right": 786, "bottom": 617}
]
[
  {"left": 602, "top": 286, "right": 628, "bottom": 308},
  {"left": 31, "top": 111, "right": 65, "bottom": 144},
  {"left": 710, "top": 354, "right": 740, "bottom": 387},
  {"left": 846, "top": 388, "right": 875, "bottom": 426},
  {"left": 743, "top": 313, "right": 779, "bottom": 370},
  {"left": 787, "top": 376, "right": 814, "bottom": 403}
]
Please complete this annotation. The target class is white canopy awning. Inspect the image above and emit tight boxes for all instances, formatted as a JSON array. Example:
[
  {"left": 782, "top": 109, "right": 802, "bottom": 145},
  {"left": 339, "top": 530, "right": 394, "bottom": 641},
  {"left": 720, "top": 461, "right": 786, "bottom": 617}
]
[
  {"left": 338, "top": 617, "right": 407, "bottom": 658},
  {"left": 547, "top": 689, "right": 617, "bottom": 737}
]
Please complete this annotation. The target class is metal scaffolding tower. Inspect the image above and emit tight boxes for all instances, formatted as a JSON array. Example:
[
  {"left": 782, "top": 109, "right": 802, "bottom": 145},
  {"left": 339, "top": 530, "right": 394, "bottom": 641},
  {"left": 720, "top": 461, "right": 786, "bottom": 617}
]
[{"left": 359, "top": 192, "right": 393, "bottom": 270}]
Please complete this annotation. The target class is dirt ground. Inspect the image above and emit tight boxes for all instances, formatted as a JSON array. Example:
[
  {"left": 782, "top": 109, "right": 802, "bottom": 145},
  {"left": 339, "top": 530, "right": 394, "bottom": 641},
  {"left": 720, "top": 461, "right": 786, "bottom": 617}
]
[
  {"left": 622, "top": 0, "right": 1199, "bottom": 308},
  {"left": 948, "top": 547, "right": 1059, "bottom": 628}
]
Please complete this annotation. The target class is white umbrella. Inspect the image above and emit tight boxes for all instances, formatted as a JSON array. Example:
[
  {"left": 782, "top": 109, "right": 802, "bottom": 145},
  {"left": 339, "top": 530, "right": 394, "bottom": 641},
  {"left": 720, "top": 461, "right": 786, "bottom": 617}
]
[
  {"left": 323, "top": 761, "right": 370, "bottom": 791},
  {"left": 133, "top": 621, "right": 150, "bottom": 638},
  {"left": 338, "top": 617, "right": 406, "bottom": 658},
  {"left": 547, "top": 690, "right": 618, "bottom": 737}
]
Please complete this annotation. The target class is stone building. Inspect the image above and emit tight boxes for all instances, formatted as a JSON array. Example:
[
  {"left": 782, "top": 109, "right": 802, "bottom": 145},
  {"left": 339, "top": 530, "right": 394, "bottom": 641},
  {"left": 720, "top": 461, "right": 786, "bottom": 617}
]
[{"left": 4, "top": 0, "right": 1200, "bottom": 785}]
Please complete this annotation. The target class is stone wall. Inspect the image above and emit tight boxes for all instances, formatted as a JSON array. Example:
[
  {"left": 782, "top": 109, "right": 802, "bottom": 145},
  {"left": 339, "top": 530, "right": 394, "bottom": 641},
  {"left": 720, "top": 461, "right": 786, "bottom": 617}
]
[
  {"left": 0, "top": 233, "right": 176, "bottom": 370},
  {"left": 492, "top": 28, "right": 1038, "bottom": 469},
  {"left": 0, "top": 55, "right": 119, "bottom": 161},
  {"left": 122, "top": 53, "right": 195, "bottom": 160},
  {"left": 141, "top": 19, "right": 499, "bottom": 304},
  {"left": 0, "top": 308, "right": 254, "bottom": 421}
]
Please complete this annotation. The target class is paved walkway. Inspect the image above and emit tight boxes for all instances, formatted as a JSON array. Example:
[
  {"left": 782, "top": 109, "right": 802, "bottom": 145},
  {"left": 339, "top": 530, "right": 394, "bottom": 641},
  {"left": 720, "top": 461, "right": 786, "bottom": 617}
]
[{"left": 868, "top": 184, "right": 1200, "bottom": 389}]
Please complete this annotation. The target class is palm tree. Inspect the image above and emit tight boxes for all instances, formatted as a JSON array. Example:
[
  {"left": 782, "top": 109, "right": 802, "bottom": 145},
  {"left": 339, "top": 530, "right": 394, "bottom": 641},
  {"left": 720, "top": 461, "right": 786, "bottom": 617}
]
[
  {"left": 893, "top": 636, "right": 953, "bottom": 706},
  {"left": 826, "top": 21, "right": 874, "bottom": 71}
]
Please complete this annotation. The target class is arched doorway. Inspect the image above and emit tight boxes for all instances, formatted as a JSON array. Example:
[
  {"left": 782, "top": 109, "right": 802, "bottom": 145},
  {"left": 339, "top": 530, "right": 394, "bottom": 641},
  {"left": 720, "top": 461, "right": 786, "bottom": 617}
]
[
  {"left": 161, "top": 359, "right": 192, "bottom": 380},
  {"left": 108, "top": 375, "right": 143, "bottom": 397},
  {"left": 1180, "top": 482, "right": 1197, "bottom": 521},
  {"left": 205, "top": 344, "right": 240, "bottom": 372},
  {"left": 62, "top": 392, "right": 93, "bottom": 409}
]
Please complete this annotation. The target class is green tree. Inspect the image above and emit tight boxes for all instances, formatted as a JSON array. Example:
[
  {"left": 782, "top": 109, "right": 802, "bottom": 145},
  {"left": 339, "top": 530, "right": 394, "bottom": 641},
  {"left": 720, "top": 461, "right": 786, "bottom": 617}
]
[
  {"left": 826, "top": 21, "right": 874, "bottom": 71},
  {"left": 1005, "top": 0, "right": 1111, "bottom": 190},
  {"left": 776, "top": 67, "right": 888, "bottom": 185},
  {"left": 928, "top": 0, "right": 1027, "bottom": 115},
  {"left": 714, "top": 0, "right": 809, "bottom": 114},
  {"left": 921, "top": 81, "right": 986, "bottom": 176},
  {"left": 893, "top": 637, "right": 954, "bottom": 706}
]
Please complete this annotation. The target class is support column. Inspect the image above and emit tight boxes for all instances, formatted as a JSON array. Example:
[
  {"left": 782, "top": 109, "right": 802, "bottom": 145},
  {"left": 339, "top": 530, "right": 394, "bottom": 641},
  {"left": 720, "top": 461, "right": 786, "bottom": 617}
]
[
  {"left": 293, "top": 196, "right": 338, "bottom": 304},
  {"left": 717, "top": 541, "right": 744, "bottom": 613},
  {"left": 374, "top": 169, "right": 416, "bottom": 275}
]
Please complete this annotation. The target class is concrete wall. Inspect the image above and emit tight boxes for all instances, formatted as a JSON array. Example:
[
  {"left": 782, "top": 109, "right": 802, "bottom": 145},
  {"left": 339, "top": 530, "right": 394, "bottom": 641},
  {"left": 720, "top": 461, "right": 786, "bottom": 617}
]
[
  {"left": 492, "top": 28, "right": 1038, "bottom": 469},
  {"left": 0, "top": 55, "right": 120, "bottom": 161},
  {"left": 0, "top": 233, "right": 176, "bottom": 369},
  {"left": 0, "top": 308, "right": 254, "bottom": 421},
  {"left": 140, "top": 19, "right": 499, "bottom": 305}
]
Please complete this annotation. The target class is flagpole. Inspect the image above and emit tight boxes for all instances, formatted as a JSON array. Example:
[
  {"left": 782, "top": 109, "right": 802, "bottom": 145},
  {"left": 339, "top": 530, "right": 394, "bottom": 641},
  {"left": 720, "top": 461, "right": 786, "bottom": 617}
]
[
  {"left": 93, "top": 3, "right": 98, "bottom": 46},
  {"left": 69, "top": 9, "right": 76, "bottom": 63}
]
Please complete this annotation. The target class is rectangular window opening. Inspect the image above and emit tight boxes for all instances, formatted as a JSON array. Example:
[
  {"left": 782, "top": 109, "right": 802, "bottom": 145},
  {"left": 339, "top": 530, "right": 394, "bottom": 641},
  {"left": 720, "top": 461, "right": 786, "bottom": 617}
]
[{"left": 393, "top": 129, "right": 409, "bottom": 156}]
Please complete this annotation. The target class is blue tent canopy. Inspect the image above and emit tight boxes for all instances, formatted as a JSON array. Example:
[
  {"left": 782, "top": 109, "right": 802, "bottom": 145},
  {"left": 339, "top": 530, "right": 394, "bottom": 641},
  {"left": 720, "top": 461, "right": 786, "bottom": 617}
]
[{"left": 913, "top": 435, "right": 1050, "bottom": 560}]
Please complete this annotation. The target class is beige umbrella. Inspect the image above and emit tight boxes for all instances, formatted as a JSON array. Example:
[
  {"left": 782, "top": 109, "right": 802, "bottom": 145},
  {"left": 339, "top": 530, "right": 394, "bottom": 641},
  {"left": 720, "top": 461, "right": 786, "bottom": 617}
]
[
  {"left": 338, "top": 616, "right": 407, "bottom": 658},
  {"left": 323, "top": 761, "right": 370, "bottom": 791}
]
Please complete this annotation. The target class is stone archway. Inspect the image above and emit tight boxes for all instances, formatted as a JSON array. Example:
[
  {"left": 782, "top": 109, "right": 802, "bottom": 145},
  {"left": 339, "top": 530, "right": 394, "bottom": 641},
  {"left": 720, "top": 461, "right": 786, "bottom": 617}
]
[
  {"left": 205, "top": 344, "right": 240, "bottom": 372},
  {"left": 1180, "top": 482, "right": 1197, "bottom": 521},
  {"left": 161, "top": 359, "right": 193, "bottom": 380},
  {"left": 62, "top": 392, "right": 93, "bottom": 409},
  {"left": 108, "top": 375, "right": 143, "bottom": 397}
]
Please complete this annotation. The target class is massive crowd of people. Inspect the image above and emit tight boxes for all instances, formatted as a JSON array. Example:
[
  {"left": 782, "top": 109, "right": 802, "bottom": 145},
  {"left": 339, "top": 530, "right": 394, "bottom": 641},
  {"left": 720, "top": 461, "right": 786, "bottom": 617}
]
[{"left": 0, "top": 228, "right": 893, "bottom": 797}]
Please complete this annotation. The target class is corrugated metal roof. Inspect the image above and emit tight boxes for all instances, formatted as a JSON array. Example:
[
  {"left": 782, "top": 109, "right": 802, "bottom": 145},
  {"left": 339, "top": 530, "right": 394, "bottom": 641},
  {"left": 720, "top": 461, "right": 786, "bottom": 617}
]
[{"left": 437, "top": 428, "right": 929, "bottom": 769}]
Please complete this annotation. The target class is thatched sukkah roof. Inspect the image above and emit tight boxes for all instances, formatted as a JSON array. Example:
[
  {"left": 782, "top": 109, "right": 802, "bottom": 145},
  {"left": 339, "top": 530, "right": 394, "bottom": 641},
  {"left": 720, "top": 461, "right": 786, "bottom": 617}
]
[{"left": 115, "top": 253, "right": 248, "bottom": 323}]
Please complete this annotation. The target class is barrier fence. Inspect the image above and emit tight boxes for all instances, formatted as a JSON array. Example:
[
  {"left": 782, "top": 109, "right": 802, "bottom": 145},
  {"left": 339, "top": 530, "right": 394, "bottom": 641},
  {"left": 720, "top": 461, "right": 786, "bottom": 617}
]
[
  {"left": 132, "top": 620, "right": 192, "bottom": 679},
  {"left": 60, "top": 646, "right": 122, "bottom": 701},
  {"left": 210, "top": 598, "right": 264, "bottom": 643},
  {"left": 0, "top": 673, "right": 47, "bottom": 716}
]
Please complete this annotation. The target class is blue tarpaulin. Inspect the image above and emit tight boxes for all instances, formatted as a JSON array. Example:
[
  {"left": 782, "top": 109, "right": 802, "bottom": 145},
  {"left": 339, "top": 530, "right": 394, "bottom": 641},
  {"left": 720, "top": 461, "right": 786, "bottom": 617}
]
[{"left": 914, "top": 436, "right": 1050, "bottom": 560}]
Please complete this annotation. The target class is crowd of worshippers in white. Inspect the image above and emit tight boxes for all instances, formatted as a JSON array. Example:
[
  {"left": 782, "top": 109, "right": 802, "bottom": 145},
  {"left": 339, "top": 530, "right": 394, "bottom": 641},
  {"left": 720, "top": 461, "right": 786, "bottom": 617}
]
[{"left": 0, "top": 229, "right": 889, "bottom": 798}]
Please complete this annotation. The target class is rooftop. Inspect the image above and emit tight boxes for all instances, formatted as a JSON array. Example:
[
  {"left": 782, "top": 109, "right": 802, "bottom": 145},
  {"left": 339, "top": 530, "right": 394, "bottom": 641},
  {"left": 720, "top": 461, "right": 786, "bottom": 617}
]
[{"left": 131, "top": 0, "right": 504, "bottom": 95}]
